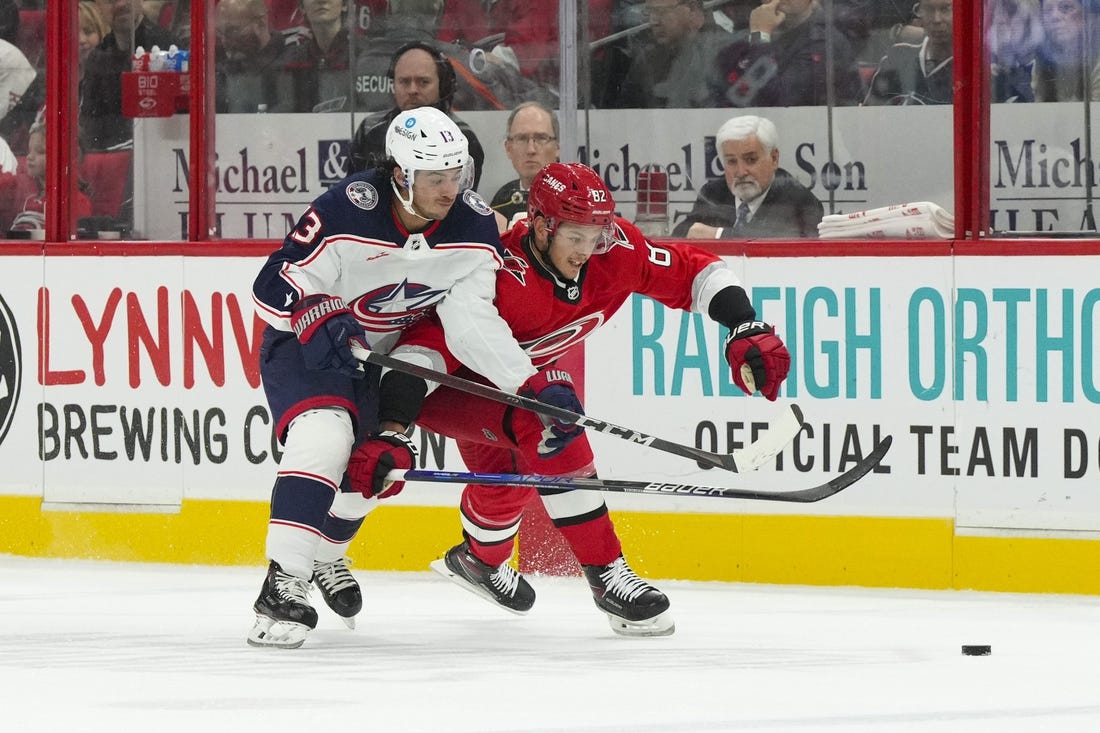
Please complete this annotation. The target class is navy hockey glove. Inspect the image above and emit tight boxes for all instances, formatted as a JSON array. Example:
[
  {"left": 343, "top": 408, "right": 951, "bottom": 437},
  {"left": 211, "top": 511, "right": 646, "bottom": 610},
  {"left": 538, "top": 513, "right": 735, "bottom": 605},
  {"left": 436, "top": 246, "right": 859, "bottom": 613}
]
[
  {"left": 725, "top": 320, "right": 790, "bottom": 401},
  {"left": 519, "top": 369, "right": 585, "bottom": 457},
  {"left": 290, "top": 294, "right": 367, "bottom": 378},
  {"left": 347, "top": 431, "right": 419, "bottom": 499}
]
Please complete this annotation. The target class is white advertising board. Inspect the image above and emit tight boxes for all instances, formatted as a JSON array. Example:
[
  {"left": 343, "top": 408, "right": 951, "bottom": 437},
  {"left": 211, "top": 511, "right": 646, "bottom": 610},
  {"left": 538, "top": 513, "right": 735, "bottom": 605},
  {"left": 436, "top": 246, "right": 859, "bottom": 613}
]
[
  {"left": 23, "top": 256, "right": 272, "bottom": 507},
  {"left": 133, "top": 104, "right": 1100, "bottom": 240},
  {"left": 8, "top": 255, "right": 471, "bottom": 509},
  {"left": 2, "top": 253, "right": 1098, "bottom": 533},
  {"left": 584, "top": 254, "right": 1100, "bottom": 532}
]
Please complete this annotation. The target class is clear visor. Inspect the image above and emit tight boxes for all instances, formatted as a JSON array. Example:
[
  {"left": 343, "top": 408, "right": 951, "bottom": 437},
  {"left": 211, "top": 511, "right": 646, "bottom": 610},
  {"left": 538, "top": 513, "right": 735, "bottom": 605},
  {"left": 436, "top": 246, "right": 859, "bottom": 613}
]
[
  {"left": 395, "top": 158, "right": 475, "bottom": 219},
  {"left": 550, "top": 221, "right": 618, "bottom": 256},
  {"left": 418, "top": 154, "right": 474, "bottom": 191},
  {"left": 411, "top": 163, "right": 472, "bottom": 194}
]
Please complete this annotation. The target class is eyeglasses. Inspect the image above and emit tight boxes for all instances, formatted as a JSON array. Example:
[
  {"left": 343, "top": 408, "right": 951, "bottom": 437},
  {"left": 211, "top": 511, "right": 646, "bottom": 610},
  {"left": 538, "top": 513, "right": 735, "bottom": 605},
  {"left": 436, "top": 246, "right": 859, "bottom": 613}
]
[
  {"left": 507, "top": 134, "right": 558, "bottom": 146},
  {"left": 643, "top": 2, "right": 687, "bottom": 20}
]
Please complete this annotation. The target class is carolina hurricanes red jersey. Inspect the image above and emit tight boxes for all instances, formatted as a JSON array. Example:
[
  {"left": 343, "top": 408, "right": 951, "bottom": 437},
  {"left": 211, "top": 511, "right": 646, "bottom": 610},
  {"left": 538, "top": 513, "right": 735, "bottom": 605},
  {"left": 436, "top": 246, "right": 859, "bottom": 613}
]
[
  {"left": 496, "top": 217, "right": 741, "bottom": 368},
  {"left": 396, "top": 216, "right": 746, "bottom": 388}
]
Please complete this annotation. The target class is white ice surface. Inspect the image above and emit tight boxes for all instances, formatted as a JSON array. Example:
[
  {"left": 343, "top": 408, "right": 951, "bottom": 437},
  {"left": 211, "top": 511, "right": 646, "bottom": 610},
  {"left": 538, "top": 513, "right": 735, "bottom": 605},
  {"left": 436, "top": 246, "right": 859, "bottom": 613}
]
[{"left": 3, "top": 555, "right": 1100, "bottom": 732}]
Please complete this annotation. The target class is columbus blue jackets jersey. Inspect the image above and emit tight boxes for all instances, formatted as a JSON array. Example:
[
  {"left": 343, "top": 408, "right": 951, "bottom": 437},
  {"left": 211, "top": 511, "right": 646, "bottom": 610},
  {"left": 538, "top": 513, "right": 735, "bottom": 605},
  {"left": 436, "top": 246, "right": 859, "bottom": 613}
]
[{"left": 252, "top": 169, "right": 515, "bottom": 361}]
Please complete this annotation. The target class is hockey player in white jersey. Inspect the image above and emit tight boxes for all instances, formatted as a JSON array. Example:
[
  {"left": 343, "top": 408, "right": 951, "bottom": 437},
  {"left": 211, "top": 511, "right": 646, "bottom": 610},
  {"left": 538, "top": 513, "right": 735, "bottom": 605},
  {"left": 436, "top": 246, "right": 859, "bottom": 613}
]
[{"left": 246, "top": 106, "right": 558, "bottom": 648}]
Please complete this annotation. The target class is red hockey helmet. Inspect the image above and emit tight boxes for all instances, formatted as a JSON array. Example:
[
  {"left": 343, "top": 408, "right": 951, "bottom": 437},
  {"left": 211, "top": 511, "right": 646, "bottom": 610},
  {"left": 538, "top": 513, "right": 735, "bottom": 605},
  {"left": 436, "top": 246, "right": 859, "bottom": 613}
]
[{"left": 527, "top": 163, "right": 617, "bottom": 249}]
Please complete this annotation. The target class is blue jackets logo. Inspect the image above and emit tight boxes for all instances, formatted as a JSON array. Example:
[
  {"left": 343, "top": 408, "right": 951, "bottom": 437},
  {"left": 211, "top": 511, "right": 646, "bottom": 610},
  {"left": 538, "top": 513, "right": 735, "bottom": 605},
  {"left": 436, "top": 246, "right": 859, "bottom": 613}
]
[{"left": 0, "top": 293, "right": 21, "bottom": 448}]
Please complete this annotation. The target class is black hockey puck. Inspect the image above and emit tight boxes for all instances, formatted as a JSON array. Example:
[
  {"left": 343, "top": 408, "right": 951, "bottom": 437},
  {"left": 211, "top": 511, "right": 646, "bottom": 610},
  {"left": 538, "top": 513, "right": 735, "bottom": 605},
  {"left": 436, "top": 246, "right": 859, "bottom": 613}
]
[{"left": 961, "top": 645, "right": 991, "bottom": 656}]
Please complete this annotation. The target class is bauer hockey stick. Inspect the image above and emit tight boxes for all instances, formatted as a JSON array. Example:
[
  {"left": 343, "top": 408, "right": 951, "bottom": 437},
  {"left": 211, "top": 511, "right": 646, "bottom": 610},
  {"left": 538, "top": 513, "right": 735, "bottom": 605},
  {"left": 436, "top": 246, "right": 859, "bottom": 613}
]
[
  {"left": 352, "top": 345, "right": 802, "bottom": 474},
  {"left": 385, "top": 434, "right": 892, "bottom": 503}
]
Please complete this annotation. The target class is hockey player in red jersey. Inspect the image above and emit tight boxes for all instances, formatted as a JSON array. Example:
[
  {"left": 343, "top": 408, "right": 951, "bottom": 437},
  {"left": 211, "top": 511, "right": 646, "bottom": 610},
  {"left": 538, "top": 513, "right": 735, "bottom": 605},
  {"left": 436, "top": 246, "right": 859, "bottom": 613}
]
[{"left": 339, "top": 162, "right": 791, "bottom": 637}]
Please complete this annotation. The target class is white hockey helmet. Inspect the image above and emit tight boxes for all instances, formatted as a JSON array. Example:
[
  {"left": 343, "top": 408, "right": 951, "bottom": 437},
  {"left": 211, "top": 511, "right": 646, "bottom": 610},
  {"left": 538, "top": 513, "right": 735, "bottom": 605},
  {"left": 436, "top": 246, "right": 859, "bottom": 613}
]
[
  {"left": 388, "top": 106, "right": 471, "bottom": 176},
  {"left": 386, "top": 107, "right": 472, "bottom": 218}
]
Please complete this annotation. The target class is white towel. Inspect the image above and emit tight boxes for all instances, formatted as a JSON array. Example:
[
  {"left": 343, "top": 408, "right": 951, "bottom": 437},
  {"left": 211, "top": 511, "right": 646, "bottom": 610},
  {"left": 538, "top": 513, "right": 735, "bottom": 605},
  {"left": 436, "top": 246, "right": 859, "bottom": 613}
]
[
  {"left": 0, "top": 134, "right": 15, "bottom": 174},
  {"left": 817, "top": 201, "right": 955, "bottom": 239}
]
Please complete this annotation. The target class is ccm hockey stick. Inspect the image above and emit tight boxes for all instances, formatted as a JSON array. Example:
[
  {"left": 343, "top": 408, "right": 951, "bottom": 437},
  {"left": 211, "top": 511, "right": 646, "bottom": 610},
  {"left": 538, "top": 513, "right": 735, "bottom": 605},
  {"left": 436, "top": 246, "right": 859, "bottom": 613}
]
[
  {"left": 352, "top": 345, "right": 802, "bottom": 473},
  {"left": 385, "top": 434, "right": 892, "bottom": 503}
]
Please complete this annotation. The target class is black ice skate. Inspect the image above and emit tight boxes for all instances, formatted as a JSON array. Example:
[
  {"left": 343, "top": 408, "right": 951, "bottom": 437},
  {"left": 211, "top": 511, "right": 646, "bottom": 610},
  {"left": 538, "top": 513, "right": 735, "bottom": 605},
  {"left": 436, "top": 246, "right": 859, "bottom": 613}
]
[
  {"left": 583, "top": 556, "right": 675, "bottom": 637},
  {"left": 313, "top": 557, "right": 362, "bottom": 629},
  {"left": 429, "top": 541, "right": 536, "bottom": 614},
  {"left": 247, "top": 561, "right": 318, "bottom": 649}
]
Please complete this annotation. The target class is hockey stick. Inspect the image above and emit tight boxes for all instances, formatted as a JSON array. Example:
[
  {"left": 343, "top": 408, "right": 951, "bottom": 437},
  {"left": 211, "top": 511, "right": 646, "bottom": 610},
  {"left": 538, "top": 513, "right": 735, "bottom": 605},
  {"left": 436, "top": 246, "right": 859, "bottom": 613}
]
[
  {"left": 352, "top": 344, "right": 802, "bottom": 473},
  {"left": 386, "top": 435, "right": 892, "bottom": 504}
]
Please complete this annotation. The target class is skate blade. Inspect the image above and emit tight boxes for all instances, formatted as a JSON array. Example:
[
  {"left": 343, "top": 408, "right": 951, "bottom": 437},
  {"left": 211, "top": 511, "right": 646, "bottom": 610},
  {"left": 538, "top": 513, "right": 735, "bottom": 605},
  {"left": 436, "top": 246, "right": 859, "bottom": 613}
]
[
  {"left": 247, "top": 615, "right": 311, "bottom": 649},
  {"left": 605, "top": 610, "right": 676, "bottom": 638},
  {"left": 339, "top": 615, "right": 356, "bottom": 630},
  {"left": 429, "top": 558, "right": 531, "bottom": 616}
]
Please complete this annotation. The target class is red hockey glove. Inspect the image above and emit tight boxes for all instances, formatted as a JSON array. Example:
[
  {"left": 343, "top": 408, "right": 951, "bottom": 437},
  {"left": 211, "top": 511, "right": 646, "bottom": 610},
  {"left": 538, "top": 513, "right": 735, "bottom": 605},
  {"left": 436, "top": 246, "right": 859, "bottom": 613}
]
[
  {"left": 347, "top": 431, "right": 419, "bottom": 499},
  {"left": 724, "top": 320, "right": 790, "bottom": 401},
  {"left": 519, "top": 368, "right": 585, "bottom": 457},
  {"left": 290, "top": 294, "right": 368, "bottom": 378}
]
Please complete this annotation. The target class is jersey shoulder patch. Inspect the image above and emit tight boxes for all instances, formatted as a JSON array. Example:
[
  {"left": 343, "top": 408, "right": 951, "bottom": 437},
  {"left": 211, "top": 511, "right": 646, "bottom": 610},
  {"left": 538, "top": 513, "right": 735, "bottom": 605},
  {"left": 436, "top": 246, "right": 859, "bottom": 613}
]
[
  {"left": 462, "top": 189, "right": 493, "bottom": 217},
  {"left": 500, "top": 250, "right": 529, "bottom": 285},
  {"left": 345, "top": 181, "right": 379, "bottom": 210}
]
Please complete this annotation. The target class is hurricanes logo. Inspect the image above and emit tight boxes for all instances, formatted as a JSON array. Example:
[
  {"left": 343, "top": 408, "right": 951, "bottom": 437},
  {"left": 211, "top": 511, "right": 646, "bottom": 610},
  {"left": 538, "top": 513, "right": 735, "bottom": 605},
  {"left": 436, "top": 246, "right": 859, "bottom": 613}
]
[
  {"left": 520, "top": 313, "right": 605, "bottom": 366},
  {"left": 501, "top": 251, "right": 529, "bottom": 285},
  {"left": 0, "top": 293, "right": 22, "bottom": 448}
]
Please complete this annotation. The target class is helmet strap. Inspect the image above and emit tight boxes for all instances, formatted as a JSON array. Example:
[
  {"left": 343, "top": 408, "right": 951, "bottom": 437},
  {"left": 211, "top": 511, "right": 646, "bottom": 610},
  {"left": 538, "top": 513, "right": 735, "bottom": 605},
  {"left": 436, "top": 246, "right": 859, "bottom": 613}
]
[
  {"left": 390, "top": 170, "right": 432, "bottom": 224},
  {"left": 528, "top": 219, "right": 576, "bottom": 287}
]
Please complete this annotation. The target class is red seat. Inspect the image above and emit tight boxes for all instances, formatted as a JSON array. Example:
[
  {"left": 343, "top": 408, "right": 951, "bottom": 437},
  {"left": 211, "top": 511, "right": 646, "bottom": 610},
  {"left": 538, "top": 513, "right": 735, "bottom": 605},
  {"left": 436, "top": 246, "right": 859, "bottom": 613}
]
[
  {"left": 16, "top": 10, "right": 45, "bottom": 68},
  {"left": 79, "top": 151, "right": 132, "bottom": 218}
]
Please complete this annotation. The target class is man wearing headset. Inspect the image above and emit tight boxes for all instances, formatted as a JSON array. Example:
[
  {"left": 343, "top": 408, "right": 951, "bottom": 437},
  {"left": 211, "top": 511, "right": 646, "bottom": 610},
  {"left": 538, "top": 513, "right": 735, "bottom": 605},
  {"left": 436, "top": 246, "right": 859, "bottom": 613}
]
[{"left": 348, "top": 40, "right": 486, "bottom": 189}]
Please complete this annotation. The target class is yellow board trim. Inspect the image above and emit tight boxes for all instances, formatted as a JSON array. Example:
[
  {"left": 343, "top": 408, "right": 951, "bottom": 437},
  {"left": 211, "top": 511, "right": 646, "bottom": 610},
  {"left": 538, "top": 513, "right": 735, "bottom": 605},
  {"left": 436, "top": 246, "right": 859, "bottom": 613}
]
[
  {"left": 3, "top": 496, "right": 1100, "bottom": 595},
  {"left": 0, "top": 497, "right": 458, "bottom": 570}
]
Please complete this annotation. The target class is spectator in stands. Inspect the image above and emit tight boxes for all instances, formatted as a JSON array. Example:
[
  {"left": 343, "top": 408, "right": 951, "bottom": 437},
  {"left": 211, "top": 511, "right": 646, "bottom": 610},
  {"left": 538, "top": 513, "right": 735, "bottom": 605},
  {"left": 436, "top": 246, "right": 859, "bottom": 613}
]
[
  {"left": 157, "top": 0, "right": 191, "bottom": 48},
  {"left": 0, "top": 0, "right": 16, "bottom": 45},
  {"left": 490, "top": 101, "right": 560, "bottom": 225},
  {"left": 1032, "top": 0, "right": 1100, "bottom": 101},
  {"left": 279, "top": 0, "right": 352, "bottom": 112},
  {"left": 0, "top": 130, "right": 15, "bottom": 174},
  {"left": 215, "top": 0, "right": 294, "bottom": 113},
  {"left": 610, "top": 0, "right": 730, "bottom": 108},
  {"left": 672, "top": 114, "right": 822, "bottom": 239},
  {"left": 437, "top": 0, "right": 612, "bottom": 90},
  {"left": 712, "top": 0, "right": 862, "bottom": 107},
  {"left": 863, "top": 0, "right": 953, "bottom": 105},
  {"left": 348, "top": 41, "right": 485, "bottom": 188},
  {"left": 0, "top": 37, "right": 36, "bottom": 154},
  {"left": 266, "top": 0, "right": 370, "bottom": 32},
  {"left": 987, "top": 0, "right": 1043, "bottom": 103},
  {"left": 80, "top": 0, "right": 179, "bottom": 151},
  {"left": 141, "top": 1, "right": 167, "bottom": 24},
  {"left": 356, "top": 0, "right": 556, "bottom": 115},
  {"left": 0, "top": 37, "right": 34, "bottom": 123},
  {"left": 80, "top": 1, "right": 110, "bottom": 68},
  {"left": 0, "top": 120, "right": 93, "bottom": 234},
  {"left": 352, "top": 0, "right": 442, "bottom": 114},
  {"left": 830, "top": 0, "right": 922, "bottom": 63}
]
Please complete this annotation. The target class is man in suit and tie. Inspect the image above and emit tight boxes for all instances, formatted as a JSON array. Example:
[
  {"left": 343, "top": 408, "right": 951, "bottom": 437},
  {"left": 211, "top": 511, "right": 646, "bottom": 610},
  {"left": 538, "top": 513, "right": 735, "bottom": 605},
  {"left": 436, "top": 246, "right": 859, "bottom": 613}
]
[{"left": 672, "top": 114, "right": 823, "bottom": 239}]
